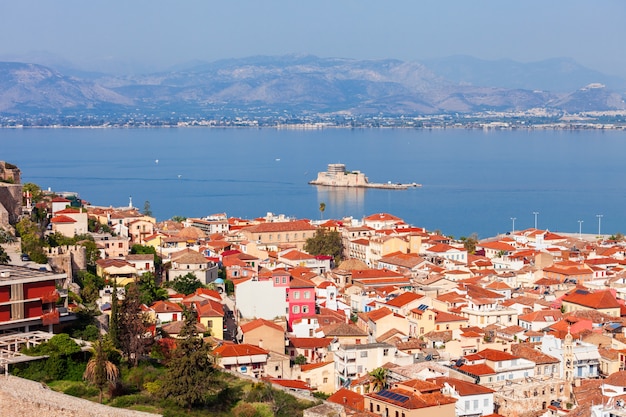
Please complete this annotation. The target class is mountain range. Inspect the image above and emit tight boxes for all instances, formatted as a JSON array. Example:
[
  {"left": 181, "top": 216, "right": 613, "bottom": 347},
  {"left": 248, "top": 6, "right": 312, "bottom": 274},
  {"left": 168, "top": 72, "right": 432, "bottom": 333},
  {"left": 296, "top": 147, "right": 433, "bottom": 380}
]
[{"left": 1, "top": 55, "right": 625, "bottom": 119}]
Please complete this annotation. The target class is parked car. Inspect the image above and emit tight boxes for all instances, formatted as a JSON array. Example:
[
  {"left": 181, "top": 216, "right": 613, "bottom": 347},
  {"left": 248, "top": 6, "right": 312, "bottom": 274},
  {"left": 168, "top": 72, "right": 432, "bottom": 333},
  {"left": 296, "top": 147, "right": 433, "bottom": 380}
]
[{"left": 21, "top": 254, "right": 30, "bottom": 262}]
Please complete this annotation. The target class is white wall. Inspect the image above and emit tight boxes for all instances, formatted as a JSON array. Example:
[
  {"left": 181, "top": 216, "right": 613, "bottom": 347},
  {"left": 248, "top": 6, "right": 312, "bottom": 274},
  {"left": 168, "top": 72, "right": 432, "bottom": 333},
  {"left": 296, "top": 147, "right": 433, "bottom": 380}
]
[{"left": 236, "top": 279, "right": 287, "bottom": 320}]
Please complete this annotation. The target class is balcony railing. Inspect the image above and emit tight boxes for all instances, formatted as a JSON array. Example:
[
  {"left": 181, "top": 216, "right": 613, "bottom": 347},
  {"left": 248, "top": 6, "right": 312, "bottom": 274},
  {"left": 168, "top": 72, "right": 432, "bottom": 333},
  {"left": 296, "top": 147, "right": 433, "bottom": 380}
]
[{"left": 41, "top": 310, "right": 60, "bottom": 326}]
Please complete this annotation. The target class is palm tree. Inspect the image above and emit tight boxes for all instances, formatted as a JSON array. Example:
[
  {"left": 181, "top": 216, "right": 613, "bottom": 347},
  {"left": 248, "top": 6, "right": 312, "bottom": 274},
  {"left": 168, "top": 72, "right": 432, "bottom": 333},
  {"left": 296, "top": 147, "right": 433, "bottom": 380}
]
[
  {"left": 319, "top": 202, "right": 326, "bottom": 220},
  {"left": 369, "top": 367, "right": 388, "bottom": 392},
  {"left": 83, "top": 337, "right": 119, "bottom": 403}
]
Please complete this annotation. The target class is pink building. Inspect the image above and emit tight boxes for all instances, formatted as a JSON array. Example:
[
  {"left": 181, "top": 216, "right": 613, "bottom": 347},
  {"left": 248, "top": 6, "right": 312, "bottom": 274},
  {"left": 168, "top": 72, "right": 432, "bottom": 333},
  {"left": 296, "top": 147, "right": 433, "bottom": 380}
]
[{"left": 287, "top": 276, "right": 316, "bottom": 331}]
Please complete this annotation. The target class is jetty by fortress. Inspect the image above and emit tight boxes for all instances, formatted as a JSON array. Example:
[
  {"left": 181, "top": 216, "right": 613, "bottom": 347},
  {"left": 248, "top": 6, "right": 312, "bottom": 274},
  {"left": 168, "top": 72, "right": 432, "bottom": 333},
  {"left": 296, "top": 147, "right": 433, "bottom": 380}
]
[{"left": 309, "top": 163, "right": 421, "bottom": 190}]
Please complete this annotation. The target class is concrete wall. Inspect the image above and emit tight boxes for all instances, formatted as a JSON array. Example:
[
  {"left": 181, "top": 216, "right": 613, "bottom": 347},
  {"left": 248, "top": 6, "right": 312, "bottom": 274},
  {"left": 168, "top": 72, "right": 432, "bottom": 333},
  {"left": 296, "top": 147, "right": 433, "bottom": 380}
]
[
  {"left": 0, "top": 375, "right": 161, "bottom": 417},
  {"left": 236, "top": 279, "right": 287, "bottom": 320}
]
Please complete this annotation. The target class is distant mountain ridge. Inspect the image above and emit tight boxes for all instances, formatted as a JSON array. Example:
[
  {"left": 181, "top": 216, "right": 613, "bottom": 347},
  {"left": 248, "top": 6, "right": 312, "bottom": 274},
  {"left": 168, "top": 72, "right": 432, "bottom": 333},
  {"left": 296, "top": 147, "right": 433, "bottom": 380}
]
[{"left": 1, "top": 55, "right": 625, "bottom": 118}]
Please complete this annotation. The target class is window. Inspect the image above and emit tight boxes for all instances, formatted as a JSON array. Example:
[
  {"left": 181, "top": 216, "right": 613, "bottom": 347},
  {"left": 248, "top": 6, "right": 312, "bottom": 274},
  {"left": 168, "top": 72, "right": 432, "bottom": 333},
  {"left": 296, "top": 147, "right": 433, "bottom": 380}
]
[
  {"left": 484, "top": 398, "right": 489, "bottom": 407},
  {"left": 277, "top": 234, "right": 281, "bottom": 241},
  {"left": 360, "top": 351, "right": 368, "bottom": 358},
  {"left": 302, "top": 306, "right": 309, "bottom": 314},
  {"left": 294, "top": 291, "right": 300, "bottom": 299},
  {"left": 383, "top": 349, "right": 389, "bottom": 356},
  {"left": 207, "top": 320, "right": 213, "bottom": 328},
  {"left": 282, "top": 277, "right": 287, "bottom": 284},
  {"left": 323, "top": 377, "right": 328, "bottom": 383},
  {"left": 275, "top": 277, "right": 279, "bottom": 284},
  {"left": 465, "top": 401, "right": 470, "bottom": 410},
  {"left": 292, "top": 305, "right": 300, "bottom": 314},
  {"left": 304, "top": 291, "right": 310, "bottom": 299},
  {"left": 473, "top": 400, "right": 478, "bottom": 409}
]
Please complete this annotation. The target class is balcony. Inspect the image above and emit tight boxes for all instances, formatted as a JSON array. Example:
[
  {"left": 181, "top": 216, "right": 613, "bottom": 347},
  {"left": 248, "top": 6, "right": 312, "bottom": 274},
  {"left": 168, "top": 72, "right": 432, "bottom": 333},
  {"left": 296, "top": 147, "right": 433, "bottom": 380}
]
[
  {"left": 41, "top": 290, "right": 60, "bottom": 304},
  {"left": 41, "top": 310, "right": 60, "bottom": 326}
]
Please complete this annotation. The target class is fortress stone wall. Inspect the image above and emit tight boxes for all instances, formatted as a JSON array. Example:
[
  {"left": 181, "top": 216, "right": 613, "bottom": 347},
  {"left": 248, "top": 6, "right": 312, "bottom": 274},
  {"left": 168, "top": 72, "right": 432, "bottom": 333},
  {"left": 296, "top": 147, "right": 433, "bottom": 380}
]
[
  {"left": 0, "top": 375, "right": 161, "bottom": 417},
  {"left": 0, "top": 183, "right": 22, "bottom": 227},
  {"left": 46, "top": 245, "right": 87, "bottom": 281},
  {"left": 0, "top": 161, "right": 23, "bottom": 228}
]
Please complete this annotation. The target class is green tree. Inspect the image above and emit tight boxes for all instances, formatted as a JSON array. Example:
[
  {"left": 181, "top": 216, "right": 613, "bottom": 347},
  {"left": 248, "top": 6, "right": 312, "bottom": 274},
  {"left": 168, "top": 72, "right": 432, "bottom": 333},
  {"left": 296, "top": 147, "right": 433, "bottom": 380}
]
[
  {"left": 137, "top": 271, "right": 168, "bottom": 305},
  {"left": 303, "top": 229, "right": 343, "bottom": 264},
  {"left": 461, "top": 232, "right": 479, "bottom": 254},
  {"left": 294, "top": 354, "right": 307, "bottom": 365},
  {"left": 369, "top": 367, "right": 388, "bottom": 392},
  {"left": 109, "top": 281, "right": 120, "bottom": 349},
  {"left": 319, "top": 202, "right": 326, "bottom": 220},
  {"left": 170, "top": 215, "right": 186, "bottom": 222},
  {"left": 16, "top": 217, "right": 47, "bottom": 263},
  {"left": 171, "top": 272, "right": 203, "bottom": 295},
  {"left": 160, "top": 307, "right": 220, "bottom": 410},
  {"left": 22, "top": 182, "right": 43, "bottom": 204},
  {"left": 83, "top": 336, "right": 119, "bottom": 403},
  {"left": 118, "top": 283, "right": 152, "bottom": 367},
  {"left": 143, "top": 200, "right": 152, "bottom": 217},
  {"left": 76, "top": 270, "right": 105, "bottom": 307},
  {"left": 0, "top": 246, "right": 10, "bottom": 264}
]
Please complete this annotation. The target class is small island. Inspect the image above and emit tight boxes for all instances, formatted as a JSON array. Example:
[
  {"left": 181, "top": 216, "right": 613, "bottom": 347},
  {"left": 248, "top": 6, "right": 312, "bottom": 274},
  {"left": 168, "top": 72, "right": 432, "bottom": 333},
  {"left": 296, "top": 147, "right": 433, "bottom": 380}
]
[{"left": 309, "top": 163, "right": 421, "bottom": 190}]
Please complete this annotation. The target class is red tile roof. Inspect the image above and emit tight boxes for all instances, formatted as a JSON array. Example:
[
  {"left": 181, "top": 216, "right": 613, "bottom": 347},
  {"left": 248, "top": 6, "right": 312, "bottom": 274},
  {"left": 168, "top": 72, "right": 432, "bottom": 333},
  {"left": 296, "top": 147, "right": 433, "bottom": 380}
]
[
  {"left": 288, "top": 337, "right": 333, "bottom": 349},
  {"left": 429, "top": 376, "right": 495, "bottom": 395},
  {"left": 240, "top": 318, "right": 285, "bottom": 334},
  {"left": 50, "top": 214, "right": 77, "bottom": 223},
  {"left": 327, "top": 388, "right": 365, "bottom": 411},
  {"left": 562, "top": 289, "right": 621, "bottom": 309},
  {"left": 385, "top": 291, "right": 423, "bottom": 308},
  {"left": 212, "top": 343, "right": 268, "bottom": 357},
  {"left": 458, "top": 363, "right": 496, "bottom": 376}
]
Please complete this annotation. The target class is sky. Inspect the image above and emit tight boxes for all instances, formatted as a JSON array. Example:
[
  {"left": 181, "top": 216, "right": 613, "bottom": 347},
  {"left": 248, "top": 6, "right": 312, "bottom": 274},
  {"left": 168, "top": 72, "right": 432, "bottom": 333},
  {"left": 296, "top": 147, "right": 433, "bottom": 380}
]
[{"left": 1, "top": 1, "right": 625, "bottom": 77}]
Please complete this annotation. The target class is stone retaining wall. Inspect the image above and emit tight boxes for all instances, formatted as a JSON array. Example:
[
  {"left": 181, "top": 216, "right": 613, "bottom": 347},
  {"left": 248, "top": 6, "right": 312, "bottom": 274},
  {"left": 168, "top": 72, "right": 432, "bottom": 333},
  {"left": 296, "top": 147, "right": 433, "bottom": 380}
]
[{"left": 0, "top": 375, "right": 161, "bottom": 417}]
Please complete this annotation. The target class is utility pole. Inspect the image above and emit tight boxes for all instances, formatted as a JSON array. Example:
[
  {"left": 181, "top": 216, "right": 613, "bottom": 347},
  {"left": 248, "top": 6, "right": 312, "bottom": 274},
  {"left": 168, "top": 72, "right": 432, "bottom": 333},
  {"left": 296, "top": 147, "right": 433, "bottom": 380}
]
[{"left": 578, "top": 220, "right": 583, "bottom": 238}]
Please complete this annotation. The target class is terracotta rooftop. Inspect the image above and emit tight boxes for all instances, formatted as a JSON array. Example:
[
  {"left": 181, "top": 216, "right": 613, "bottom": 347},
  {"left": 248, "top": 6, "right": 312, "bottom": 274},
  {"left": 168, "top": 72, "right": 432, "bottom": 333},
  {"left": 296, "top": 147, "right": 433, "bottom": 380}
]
[
  {"left": 562, "top": 289, "right": 621, "bottom": 309},
  {"left": 213, "top": 343, "right": 268, "bottom": 358},
  {"left": 240, "top": 318, "right": 285, "bottom": 334},
  {"left": 429, "top": 376, "right": 495, "bottom": 396},
  {"left": 367, "top": 388, "right": 456, "bottom": 409},
  {"left": 327, "top": 387, "right": 365, "bottom": 411}
]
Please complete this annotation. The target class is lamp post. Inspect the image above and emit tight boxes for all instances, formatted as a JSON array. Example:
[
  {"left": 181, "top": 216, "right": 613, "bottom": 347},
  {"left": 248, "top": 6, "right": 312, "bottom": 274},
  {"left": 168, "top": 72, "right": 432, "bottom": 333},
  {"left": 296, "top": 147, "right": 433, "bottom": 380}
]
[
  {"left": 578, "top": 220, "right": 583, "bottom": 238},
  {"left": 533, "top": 212, "right": 539, "bottom": 229},
  {"left": 510, "top": 217, "right": 516, "bottom": 233},
  {"left": 597, "top": 214, "right": 603, "bottom": 236}
]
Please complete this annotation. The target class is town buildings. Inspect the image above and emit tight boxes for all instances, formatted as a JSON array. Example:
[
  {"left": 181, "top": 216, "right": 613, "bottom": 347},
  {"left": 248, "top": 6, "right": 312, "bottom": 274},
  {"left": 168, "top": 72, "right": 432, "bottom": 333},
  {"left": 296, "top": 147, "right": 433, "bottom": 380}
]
[{"left": 7, "top": 177, "right": 626, "bottom": 417}]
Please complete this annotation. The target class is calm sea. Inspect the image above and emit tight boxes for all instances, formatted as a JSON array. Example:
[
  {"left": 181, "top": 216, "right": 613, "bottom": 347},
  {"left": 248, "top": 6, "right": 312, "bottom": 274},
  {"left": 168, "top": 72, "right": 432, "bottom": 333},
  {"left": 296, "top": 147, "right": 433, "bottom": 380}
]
[{"left": 2, "top": 127, "right": 625, "bottom": 239}]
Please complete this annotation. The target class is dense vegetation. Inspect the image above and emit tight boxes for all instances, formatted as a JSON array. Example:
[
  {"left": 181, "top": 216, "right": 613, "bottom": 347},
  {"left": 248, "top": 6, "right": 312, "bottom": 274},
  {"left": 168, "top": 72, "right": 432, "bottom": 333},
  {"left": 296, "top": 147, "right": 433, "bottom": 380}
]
[{"left": 12, "top": 308, "right": 319, "bottom": 416}]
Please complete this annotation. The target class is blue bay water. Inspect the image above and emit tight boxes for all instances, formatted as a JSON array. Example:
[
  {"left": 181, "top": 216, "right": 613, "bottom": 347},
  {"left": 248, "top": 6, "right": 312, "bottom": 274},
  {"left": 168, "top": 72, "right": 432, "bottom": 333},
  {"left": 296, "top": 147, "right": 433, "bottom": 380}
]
[{"left": 1, "top": 127, "right": 625, "bottom": 239}]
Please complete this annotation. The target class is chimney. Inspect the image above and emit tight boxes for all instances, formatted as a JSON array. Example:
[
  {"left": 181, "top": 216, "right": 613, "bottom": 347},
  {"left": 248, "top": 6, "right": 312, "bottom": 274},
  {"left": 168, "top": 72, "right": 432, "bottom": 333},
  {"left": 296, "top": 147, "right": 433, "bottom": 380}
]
[{"left": 258, "top": 339, "right": 263, "bottom": 349}]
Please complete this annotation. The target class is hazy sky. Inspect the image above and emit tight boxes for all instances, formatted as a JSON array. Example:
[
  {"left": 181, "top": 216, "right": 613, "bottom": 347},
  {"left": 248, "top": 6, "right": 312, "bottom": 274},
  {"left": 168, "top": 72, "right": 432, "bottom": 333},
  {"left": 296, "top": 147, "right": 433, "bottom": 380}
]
[{"left": 2, "top": 0, "right": 625, "bottom": 76}]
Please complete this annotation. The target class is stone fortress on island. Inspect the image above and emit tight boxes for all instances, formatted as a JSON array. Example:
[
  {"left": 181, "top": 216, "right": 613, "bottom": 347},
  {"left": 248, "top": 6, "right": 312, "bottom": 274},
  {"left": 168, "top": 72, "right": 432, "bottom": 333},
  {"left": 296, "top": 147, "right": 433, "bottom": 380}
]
[{"left": 309, "top": 163, "right": 421, "bottom": 190}]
